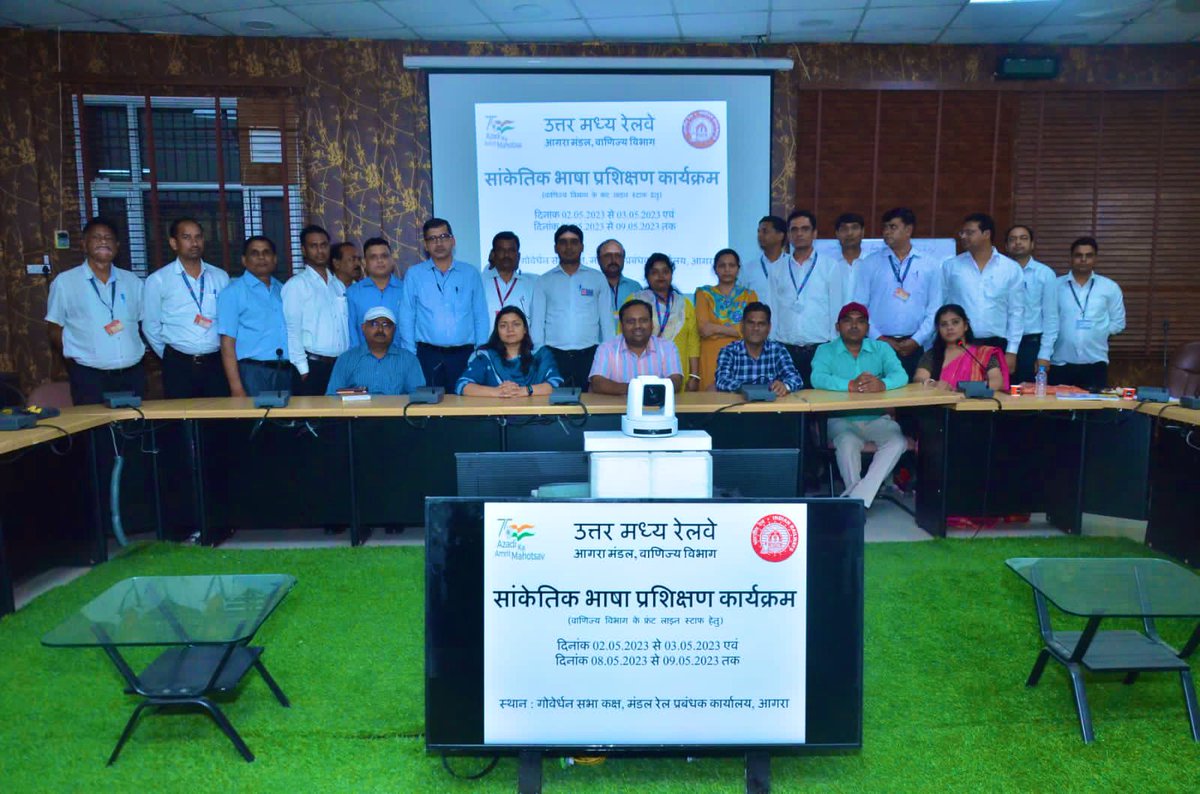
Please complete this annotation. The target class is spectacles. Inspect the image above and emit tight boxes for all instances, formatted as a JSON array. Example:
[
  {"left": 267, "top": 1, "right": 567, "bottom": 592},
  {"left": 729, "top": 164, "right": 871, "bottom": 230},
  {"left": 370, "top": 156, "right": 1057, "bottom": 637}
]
[
  {"left": 367, "top": 319, "right": 394, "bottom": 329},
  {"left": 424, "top": 233, "right": 453, "bottom": 243}
]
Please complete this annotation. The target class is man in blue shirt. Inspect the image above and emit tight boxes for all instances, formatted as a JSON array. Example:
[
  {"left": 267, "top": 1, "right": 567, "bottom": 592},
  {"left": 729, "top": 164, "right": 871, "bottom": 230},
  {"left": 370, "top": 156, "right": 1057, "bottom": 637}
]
[
  {"left": 810, "top": 302, "right": 909, "bottom": 508},
  {"left": 713, "top": 302, "right": 803, "bottom": 396},
  {"left": 326, "top": 306, "right": 425, "bottom": 395},
  {"left": 400, "top": 218, "right": 489, "bottom": 389},
  {"left": 216, "top": 236, "right": 290, "bottom": 397},
  {"left": 347, "top": 237, "right": 404, "bottom": 349}
]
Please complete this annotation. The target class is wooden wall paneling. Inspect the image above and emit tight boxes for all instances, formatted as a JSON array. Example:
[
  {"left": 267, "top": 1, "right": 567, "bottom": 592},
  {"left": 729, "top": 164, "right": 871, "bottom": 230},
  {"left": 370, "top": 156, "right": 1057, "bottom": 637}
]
[
  {"left": 811, "top": 91, "right": 877, "bottom": 235},
  {"left": 933, "top": 91, "right": 1006, "bottom": 243},
  {"left": 1155, "top": 92, "right": 1200, "bottom": 354},
  {"left": 789, "top": 90, "right": 821, "bottom": 219},
  {"left": 874, "top": 91, "right": 940, "bottom": 237}
]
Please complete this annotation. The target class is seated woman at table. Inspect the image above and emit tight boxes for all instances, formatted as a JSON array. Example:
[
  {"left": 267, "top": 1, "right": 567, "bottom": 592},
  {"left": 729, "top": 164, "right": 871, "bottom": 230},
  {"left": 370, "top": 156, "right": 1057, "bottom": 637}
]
[
  {"left": 455, "top": 306, "right": 563, "bottom": 397},
  {"left": 695, "top": 248, "right": 757, "bottom": 390},
  {"left": 627, "top": 252, "right": 701, "bottom": 391},
  {"left": 913, "top": 303, "right": 1010, "bottom": 392}
]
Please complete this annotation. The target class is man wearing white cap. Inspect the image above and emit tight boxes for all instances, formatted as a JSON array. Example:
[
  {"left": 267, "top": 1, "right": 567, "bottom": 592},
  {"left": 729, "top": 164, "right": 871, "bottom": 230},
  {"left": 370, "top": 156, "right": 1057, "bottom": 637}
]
[{"left": 325, "top": 306, "right": 425, "bottom": 395}]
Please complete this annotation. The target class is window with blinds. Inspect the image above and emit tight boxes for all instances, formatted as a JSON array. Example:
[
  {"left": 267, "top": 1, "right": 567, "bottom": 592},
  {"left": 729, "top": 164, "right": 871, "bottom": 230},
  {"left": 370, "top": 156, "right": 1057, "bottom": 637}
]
[
  {"left": 1011, "top": 91, "right": 1200, "bottom": 362},
  {"left": 72, "top": 94, "right": 304, "bottom": 280}
]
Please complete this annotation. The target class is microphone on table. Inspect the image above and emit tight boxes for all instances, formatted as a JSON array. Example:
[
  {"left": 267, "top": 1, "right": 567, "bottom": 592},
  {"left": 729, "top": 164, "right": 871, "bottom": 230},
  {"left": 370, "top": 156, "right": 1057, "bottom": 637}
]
[{"left": 954, "top": 339, "right": 994, "bottom": 399}]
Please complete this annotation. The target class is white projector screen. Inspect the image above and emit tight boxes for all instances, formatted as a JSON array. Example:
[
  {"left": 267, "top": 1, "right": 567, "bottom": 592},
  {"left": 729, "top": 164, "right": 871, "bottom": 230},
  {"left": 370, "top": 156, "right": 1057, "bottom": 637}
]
[{"left": 428, "top": 72, "right": 773, "bottom": 296}]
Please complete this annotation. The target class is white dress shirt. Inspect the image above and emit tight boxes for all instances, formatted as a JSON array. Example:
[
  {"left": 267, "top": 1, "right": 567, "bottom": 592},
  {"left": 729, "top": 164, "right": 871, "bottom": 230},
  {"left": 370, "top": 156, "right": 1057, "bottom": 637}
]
[
  {"left": 142, "top": 258, "right": 230, "bottom": 357},
  {"left": 45, "top": 262, "right": 145, "bottom": 370},
  {"left": 482, "top": 269, "right": 535, "bottom": 319},
  {"left": 281, "top": 264, "right": 350, "bottom": 375},
  {"left": 529, "top": 264, "right": 614, "bottom": 349},
  {"left": 853, "top": 248, "right": 943, "bottom": 349},
  {"left": 767, "top": 250, "right": 840, "bottom": 346},
  {"left": 830, "top": 249, "right": 866, "bottom": 323},
  {"left": 1051, "top": 273, "right": 1125, "bottom": 365},
  {"left": 941, "top": 247, "right": 1024, "bottom": 353},
  {"left": 738, "top": 250, "right": 789, "bottom": 300},
  {"left": 1017, "top": 257, "right": 1060, "bottom": 362}
]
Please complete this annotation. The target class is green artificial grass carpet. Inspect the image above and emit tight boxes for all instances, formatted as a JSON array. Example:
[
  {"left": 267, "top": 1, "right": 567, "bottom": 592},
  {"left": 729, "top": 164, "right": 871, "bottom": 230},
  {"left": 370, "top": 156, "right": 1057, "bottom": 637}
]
[{"left": 1, "top": 536, "right": 1197, "bottom": 792}]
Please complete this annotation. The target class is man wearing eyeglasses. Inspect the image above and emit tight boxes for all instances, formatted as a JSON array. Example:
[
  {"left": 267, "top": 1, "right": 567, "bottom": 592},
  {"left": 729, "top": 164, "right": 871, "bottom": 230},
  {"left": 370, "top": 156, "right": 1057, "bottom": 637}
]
[
  {"left": 399, "top": 217, "right": 489, "bottom": 389},
  {"left": 326, "top": 306, "right": 425, "bottom": 395}
]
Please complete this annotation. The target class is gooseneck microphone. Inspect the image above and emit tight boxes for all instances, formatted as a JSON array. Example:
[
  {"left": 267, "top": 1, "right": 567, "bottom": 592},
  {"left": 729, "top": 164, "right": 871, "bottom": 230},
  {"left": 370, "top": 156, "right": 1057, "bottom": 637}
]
[
  {"left": 955, "top": 339, "right": 993, "bottom": 372},
  {"left": 954, "top": 339, "right": 995, "bottom": 399}
]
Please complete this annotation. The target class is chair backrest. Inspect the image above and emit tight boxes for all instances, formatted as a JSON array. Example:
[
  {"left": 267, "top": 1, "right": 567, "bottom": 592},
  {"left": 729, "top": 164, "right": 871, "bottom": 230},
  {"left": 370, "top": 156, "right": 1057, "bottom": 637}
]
[
  {"left": 27, "top": 380, "right": 74, "bottom": 409},
  {"left": 1166, "top": 341, "right": 1200, "bottom": 397}
]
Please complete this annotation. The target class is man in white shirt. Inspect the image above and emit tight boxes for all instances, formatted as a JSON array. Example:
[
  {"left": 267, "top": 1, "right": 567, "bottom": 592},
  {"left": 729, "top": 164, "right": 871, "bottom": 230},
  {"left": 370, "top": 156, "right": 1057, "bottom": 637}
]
[
  {"left": 853, "top": 207, "right": 942, "bottom": 378},
  {"left": 1004, "top": 224, "right": 1059, "bottom": 385},
  {"left": 1050, "top": 236, "right": 1125, "bottom": 392},
  {"left": 767, "top": 210, "right": 841, "bottom": 387},
  {"left": 282, "top": 224, "right": 350, "bottom": 395},
  {"left": 941, "top": 212, "right": 1023, "bottom": 372},
  {"left": 831, "top": 212, "right": 867, "bottom": 311},
  {"left": 482, "top": 231, "right": 534, "bottom": 319},
  {"left": 530, "top": 224, "right": 614, "bottom": 390},
  {"left": 738, "top": 215, "right": 788, "bottom": 299},
  {"left": 45, "top": 217, "right": 145, "bottom": 405},
  {"left": 142, "top": 217, "right": 231, "bottom": 398}
]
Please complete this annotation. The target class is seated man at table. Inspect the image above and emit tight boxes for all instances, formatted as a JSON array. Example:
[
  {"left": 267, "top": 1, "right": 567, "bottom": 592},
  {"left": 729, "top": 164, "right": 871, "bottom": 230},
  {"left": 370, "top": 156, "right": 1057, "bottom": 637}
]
[
  {"left": 325, "top": 306, "right": 425, "bottom": 395},
  {"left": 589, "top": 299, "right": 682, "bottom": 395},
  {"left": 713, "top": 301, "right": 803, "bottom": 397},
  {"left": 810, "top": 302, "right": 908, "bottom": 508}
]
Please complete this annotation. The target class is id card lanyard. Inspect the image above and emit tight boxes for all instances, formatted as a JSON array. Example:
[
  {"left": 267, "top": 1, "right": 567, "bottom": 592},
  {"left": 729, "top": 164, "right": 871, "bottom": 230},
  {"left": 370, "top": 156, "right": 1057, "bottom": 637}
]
[
  {"left": 787, "top": 253, "right": 818, "bottom": 300},
  {"left": 181, "top": 270, "right": 207, "bottom": 314},
  {"left": 89, "top": 277, "right": 117, "bottom": 321}
]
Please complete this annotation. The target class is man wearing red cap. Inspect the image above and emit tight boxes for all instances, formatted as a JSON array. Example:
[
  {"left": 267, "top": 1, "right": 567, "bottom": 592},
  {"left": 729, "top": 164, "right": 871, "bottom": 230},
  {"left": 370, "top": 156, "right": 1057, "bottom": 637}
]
[{"left": 810, "top": 303, "right": 909, "bottom": 508}]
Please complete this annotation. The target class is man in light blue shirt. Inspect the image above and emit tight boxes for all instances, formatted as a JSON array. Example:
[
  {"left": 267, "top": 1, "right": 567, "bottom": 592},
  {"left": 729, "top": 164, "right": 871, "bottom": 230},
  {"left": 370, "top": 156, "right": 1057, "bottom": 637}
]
[
  {"left": 853, "top": 207, "right": 942, "bottom": 378},
  {"left": 400, "top": 218, "right": 489, "bottom": 389},
  {"left": 942, "top": 212, "right": 1024, "bottom": 372},
  {"left": 810, "top": 302, "right": 909, "bottom": 509},
  {"left": 738, "top": 215, "right": 788, "bottom": 300},
  {"left": 216, "top": 236, "right": 290, "bottom": 397},
  {"left": 1050, "top": 236, "right": 1125, "bottom": 392},
  {"left": 597, "top": 238, "right": 641, "bottom": 334},
  {"left": 1005, "top": 224, "right": 1060, "bottom": 384},
  {"left": 45, "top": 217, "right": 145, "bottom": 405},
  {"left": 347, "top": 237, "right": 404, "bottom": 349},
  {"left": 326, "top": 306, "right": 424, "bottom": 395}
]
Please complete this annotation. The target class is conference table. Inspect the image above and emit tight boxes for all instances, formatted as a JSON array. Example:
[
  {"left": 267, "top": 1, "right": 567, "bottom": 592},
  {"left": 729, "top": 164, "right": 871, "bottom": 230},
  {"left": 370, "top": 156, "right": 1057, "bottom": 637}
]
[{"left": 2, "top": 386, "right": 1195, "bottom": 616}]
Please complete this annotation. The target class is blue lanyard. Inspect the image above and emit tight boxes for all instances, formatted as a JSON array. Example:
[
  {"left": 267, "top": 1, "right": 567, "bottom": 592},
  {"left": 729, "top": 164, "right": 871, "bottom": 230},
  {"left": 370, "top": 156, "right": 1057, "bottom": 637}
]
[
  {"left": 655, "top": 292, "right": 673, "bottom": 336},
  {"left": 181, "top": 270, "right": 206, "bottom": 314},
  {"left": 1068, "top": 279, "right": 1094, "bottom": 315},
  {"left": 88, "top": 277, "right": 117, "bottom": 321},
  {"left": 888, "top": 253, "right": 914, "bottom": 288},
  {"left": 787, "top": 252, "right": 818, "bottom": 299},
  {"left": 760, "top": 254, "right": 770, "bottom": 282}
]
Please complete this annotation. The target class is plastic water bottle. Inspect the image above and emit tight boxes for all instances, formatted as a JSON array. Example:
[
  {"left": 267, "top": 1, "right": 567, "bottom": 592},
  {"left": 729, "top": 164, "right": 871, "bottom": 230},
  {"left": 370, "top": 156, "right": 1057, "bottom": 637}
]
[{"left": 1035, "top": 365, "right": 1047, "bottom": 398}]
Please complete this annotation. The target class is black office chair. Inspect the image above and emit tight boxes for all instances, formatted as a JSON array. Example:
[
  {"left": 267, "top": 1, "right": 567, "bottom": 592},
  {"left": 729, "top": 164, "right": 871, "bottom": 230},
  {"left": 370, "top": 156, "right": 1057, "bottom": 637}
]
[{"left": 812, "top": 416, "right": 917, "bottom": 515}]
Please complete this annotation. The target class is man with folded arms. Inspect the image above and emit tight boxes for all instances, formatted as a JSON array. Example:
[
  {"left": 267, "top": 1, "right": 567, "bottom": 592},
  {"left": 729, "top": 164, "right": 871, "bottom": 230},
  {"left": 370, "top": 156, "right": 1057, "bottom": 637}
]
[
  {"left": 713, "top": 301, "right": 803, "bottom": 397},
  {"left": 326, "top": 306, "right": 424, "bottom": 396},
  {"left": 142, "top": 217, "right": 230, "bottom": 398},
  {"left": 810, "top": 302, "right": 908, "bottom": 508},
  {"left": 589, "top": 299, "right": 681, "bottom": 395}
]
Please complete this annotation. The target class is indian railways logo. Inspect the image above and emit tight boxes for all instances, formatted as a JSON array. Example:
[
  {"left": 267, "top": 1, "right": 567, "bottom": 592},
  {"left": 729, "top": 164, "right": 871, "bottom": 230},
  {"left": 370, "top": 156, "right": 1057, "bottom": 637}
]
[
  {"left": 682, "top": 109, "right": 720, "bottom": 149},
  {"left": 750, "top": 514, "right": 798, "bottom": 563}
]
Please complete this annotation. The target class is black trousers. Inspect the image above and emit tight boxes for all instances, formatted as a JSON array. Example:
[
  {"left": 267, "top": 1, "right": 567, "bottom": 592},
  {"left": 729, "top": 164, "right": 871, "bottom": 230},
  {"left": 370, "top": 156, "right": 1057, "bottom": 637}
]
[
  {"left": 881, "top": 336, "right": 923, "bottom": 380},
  {"left": 294, "top": 354, "right": 336, "bottom": 396},
  {"left": 547, "top": 346, "right": 598, "bottom": 391},
  {"left": 65, "top": 360, "right": 146, "bottom": 406},
  {"left": 1014, "top": 333, "right": 1043, "bottom": 385},
  {"left": 782, "top": 343, "right": 819, "bottom": 390},
  {"left": 1049, "top": 362, "right": 1109, "bottom": 393},
  {"left": 162, "top": 346, "right": 229, "bottom": 399},
  {"left": 416, "top": 343, "right": 473, "bottom": 390}
]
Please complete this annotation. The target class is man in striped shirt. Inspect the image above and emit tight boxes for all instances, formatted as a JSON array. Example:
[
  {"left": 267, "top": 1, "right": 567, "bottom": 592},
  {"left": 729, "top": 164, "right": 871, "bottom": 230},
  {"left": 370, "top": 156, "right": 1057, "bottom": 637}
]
[{"left": 588, "top": 299, "right": 682, "bottom": 395}]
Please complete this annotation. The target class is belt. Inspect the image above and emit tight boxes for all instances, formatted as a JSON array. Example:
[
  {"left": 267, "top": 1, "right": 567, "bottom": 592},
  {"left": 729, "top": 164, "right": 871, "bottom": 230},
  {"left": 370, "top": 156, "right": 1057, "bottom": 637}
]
[
  {"left": 306, "top": 353, "right": 337, "bottom": 363},
  {"left": 1021, "top": 332, "right": 1043, "bottom": 340},
  {"left": 166, "top": 346, "right": 218, "bottom": 365},
  {"left": 418, "top": 342, "right": 473, "bottom": 353},
  {"left": 785, "top": 342, "right": 821, "bottom": 351},
  {"left": 883, "top": 334, "right": 912, "bottom": 341},
  {"left": 72, "top": 360, "right": 142, "bottom": 374},
  {"left": 241, "top": 359, "right": 291, "bottom": 369}
]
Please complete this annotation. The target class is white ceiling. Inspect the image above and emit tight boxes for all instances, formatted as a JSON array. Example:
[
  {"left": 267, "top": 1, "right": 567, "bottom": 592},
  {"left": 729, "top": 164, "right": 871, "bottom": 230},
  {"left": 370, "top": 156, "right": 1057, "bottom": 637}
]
[{"left": 0, "top": 0, "right": 1197, "bottom": 45}]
